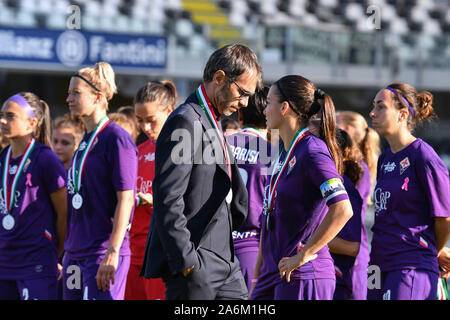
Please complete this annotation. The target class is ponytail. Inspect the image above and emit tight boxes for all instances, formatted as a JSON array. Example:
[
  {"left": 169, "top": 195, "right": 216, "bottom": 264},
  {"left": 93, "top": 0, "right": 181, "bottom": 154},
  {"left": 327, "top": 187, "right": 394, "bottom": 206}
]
[
  {"left": 134, "top": 80, "right": 178, "bottom": 111},
  {"left": 386, "top": 82, "right": 436, "bottom": 131},
  {"left": 274, "top": 75, "right": 343, "bottom": 175},
  {"left": 318, "top": 94, "right": 343, "bottom": 175},
  {"left": 360, "top": 126, "right": 380, "bottom": 186},
  {"left": 36, "top": 99, "right": 51, "bottom": 147},
  {"left": 76, "top": 62, "right": 117, "bottom": 109}
]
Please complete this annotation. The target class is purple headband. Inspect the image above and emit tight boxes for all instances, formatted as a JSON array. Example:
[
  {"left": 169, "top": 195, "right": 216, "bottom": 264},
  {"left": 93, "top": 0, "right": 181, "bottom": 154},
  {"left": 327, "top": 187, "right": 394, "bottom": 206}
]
[
  {"left": 385, "top": 86, "right": 415, "bottom": 118},
  {"left": 6, "top": 94, "right": 36, "bottom": 119}
]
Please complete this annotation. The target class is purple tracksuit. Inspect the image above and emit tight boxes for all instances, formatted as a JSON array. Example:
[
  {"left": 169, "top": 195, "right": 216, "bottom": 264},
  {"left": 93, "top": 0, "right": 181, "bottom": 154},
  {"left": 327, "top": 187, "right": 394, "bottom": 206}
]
[
  {"left": 63, "top": 122, "right": 137, "bottom": 300},
  {"left": 368, "top": 139, "right": 450, "bottom": 300},
  {"left": 251, "top": 133, "right": 349, "bottom": 300},
  {"left": 0, "top": 143, "right": 66, "bottom": 299}
]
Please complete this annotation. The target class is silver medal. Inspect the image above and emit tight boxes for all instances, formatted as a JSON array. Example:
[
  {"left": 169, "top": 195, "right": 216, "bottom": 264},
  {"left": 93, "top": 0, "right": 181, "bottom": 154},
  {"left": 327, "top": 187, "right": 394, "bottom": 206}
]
[
  {"left": 2, "top": 214, "right": 14, "bottom": 230},
  {"left": 72, "top": 193, "right": 83, "bottom": 209}
]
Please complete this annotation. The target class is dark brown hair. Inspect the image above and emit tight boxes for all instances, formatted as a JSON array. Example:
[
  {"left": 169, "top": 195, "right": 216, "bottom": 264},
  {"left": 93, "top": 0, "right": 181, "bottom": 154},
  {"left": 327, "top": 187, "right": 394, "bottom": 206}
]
[
  {"left": 133, "top": 80, "right": 178, "bottom": 111},
  {"left": 336, "top": 129, "right": 364, "bottom": 185},
  {"left": 202, "top": 44, "right": 262, "bottom": 84},
  {"left": 19, "top": 92, "right": 51, "bottom": 147},
  {"left": 273, "top": 75, "right": 343, "bottom": 175},
  {"left": 386, "top": 82, "right": 435, "bottom": 131},
  {"left": 240, "top": 85, "right": 268, "bottom": 129}
]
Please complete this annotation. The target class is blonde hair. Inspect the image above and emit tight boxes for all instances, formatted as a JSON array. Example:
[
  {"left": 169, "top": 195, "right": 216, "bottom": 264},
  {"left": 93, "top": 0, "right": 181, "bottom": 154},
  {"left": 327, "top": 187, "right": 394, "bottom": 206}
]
[
  {"left": 336, "top": 111, "right": 380, "bottom": 186},
  {"left": 77, "top": 62, "right": 117, "bottom": 102}
]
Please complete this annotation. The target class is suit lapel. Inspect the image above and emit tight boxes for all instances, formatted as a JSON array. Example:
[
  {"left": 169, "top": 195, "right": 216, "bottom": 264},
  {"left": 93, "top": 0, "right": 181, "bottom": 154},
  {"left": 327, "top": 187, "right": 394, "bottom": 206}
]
[{"left": 190, "top": 91, "right": 231, "bottom": 181}]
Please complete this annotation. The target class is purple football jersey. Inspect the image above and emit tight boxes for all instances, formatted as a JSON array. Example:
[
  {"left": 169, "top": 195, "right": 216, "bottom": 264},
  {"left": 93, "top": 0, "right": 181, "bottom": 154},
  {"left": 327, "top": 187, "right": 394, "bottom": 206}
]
[
  {"left": 65, "top": 121, "right": 138, "bottom": 260},
  {"left": 260, "top": 133, "right": 349, "bottom": 285},
  {"left": 331, "top": 175, "right": 363, "bottom": 299},
  {"left": 354, "top": 161, "right": 371, "bottom": 269},
  {"left": 0, "top": 143, "right": 67, "bottom": 280},
  {"left": 226, "top": 130, "right": 274, "bottom": 251},
  {"left": 370, "top": 138, "right": 450, "bottom": 273}
]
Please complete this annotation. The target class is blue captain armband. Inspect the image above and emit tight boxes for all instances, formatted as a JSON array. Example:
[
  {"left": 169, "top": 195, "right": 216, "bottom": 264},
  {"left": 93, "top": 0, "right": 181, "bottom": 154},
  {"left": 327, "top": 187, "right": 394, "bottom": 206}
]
[{"left": 320, "top": 178, "right": 347, "bottom": 202}]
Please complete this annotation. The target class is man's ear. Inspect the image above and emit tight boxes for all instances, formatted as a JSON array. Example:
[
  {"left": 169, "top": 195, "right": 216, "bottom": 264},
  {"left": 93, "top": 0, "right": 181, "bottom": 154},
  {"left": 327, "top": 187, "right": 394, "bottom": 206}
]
[{"left": 212, "top": 70, "right": 227, "bottom": 87}]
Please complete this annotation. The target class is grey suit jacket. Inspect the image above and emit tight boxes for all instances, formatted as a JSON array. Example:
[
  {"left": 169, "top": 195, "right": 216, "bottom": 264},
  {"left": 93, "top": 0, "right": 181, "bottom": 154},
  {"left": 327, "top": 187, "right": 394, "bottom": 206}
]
[{"left": 140, "top": 91, "right": 248, "bottom": 278}]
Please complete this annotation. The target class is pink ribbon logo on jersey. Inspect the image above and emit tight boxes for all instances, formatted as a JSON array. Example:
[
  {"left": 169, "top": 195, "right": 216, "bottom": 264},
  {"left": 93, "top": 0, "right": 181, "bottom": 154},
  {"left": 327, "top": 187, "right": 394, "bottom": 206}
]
[
  {"left": 401, "top": 177, "right": 409, "bottom": 191},
  {"left": 25, "top": 173, "right": 32, "bottom": 187}
]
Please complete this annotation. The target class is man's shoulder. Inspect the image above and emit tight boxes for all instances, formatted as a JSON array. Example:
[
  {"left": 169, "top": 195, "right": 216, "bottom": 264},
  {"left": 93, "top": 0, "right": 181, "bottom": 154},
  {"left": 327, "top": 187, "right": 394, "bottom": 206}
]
[{"left": 169, "top": 93, "right": 202, "bottom": 123}]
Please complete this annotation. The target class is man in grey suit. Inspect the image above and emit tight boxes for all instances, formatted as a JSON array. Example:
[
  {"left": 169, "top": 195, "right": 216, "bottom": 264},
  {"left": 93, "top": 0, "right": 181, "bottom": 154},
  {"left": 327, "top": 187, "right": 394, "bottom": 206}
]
[{"left": 140, "top": 44, "right": 262, "bottom": 300}]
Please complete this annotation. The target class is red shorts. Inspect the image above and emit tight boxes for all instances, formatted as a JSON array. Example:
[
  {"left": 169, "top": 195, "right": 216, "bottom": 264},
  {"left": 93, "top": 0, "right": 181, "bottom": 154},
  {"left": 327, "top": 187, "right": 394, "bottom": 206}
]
[{"left": 125, "top": 263, "right": 166, "bottom": 300}]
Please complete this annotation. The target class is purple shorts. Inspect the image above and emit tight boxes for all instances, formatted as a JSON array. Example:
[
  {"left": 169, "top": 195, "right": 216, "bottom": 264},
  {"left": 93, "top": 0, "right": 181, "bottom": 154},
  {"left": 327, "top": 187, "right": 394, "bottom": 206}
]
[
  {"left": 367, "top": 268, "right": 438, "bottom": 300},
  {"left": 0, "top": 277, "right": 58, "bottom": 300},
  {"left": 235, "top": 248, "right": 259, "bottom": 292},
  {"left": 62, "top": 254, "right": 130, "bottom": 300},
  {"left": 350, "top": 265, "right": 368, "bottom": 300},
  {"left": 251, "top": 278, "right": 335, "bottom": 300}
]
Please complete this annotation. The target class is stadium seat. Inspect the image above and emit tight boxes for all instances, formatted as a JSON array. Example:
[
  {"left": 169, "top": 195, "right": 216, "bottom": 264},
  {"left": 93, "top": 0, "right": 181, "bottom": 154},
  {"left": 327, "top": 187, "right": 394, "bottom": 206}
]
[
  {"left": 1, "top": 0, "right": 448, "bottom": 59},
  {"left": 16, "top": 10, "right": 37, "bottom": 27},
  {"left": 0, "top": 6, "right": 15, "bottom": 25},
  {"left": 46, "top": 12, "right": 67, "bottom": 30}
]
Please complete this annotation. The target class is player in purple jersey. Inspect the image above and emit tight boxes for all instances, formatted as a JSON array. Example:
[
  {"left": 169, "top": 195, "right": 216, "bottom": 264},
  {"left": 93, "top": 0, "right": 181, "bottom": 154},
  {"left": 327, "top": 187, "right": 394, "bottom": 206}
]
[
  {"left": 336, "top": 111, "right": 380, "bottom": 299},
  {"left": 250, "top": 75, "right": 353, "bottom": 300},
  {"left": 0, "top": 92, "right": 67, "bottom": 300},
  {"left": 63, "top": 62, "right": 138, "bottom": 300},
  {"left": 225, "top": 85, "right": 274, "bottom": 293},
  {"left": 328, "top": 129, "right": 365, "bottom": 300},
  {"left": 368, "top": 82, "right": 450, "bottom": 300}
]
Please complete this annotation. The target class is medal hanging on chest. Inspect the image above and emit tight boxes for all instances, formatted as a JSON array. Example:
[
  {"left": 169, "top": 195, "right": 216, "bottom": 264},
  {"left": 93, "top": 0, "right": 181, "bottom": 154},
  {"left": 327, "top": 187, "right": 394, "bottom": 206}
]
[
  {"left": 70, "top": 116, "right": 109, "bottom": 210},
  {"left": 265, "top": 127, "right": 309, "bottom": 231},
  {"left": 1, "top": 138, "right": 36, "bottom": 230}
]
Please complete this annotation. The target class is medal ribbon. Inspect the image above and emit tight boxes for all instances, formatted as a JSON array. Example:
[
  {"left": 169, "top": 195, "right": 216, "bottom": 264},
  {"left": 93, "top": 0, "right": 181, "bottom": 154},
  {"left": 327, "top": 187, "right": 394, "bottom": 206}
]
[
  {"left": 71, "top": 116, "right": 110, "bottom": 192},
  {"left": 196, "top": 84, "right": 232, "bottom": 179},
  {"left": 266, "top": 127, "right": 309, "bottom": 214},
  {"left": 2, "top": 138, "right": 35, "bottom": 212},
  {"left": 240, "top": 127, "right": 264, "bottom": 139}
]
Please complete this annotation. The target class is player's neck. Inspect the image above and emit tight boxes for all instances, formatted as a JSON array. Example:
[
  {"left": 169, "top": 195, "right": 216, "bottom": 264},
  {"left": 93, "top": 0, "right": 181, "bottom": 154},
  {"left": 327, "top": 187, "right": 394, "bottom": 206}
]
[
  {"left": 386, "top": 130, "right": 416, "bottom": 154},
  {"left": 84, "top": 108, "right": 107, "bottom": 133},
  {"left": 10, "top": 134, "right": 33, "bottom": 158},
  {"left": 280, "top": 120, "right": 303, "bottom": 152},
  {"left": 63, "top": 160, "right": 71, "bottom": 170}
]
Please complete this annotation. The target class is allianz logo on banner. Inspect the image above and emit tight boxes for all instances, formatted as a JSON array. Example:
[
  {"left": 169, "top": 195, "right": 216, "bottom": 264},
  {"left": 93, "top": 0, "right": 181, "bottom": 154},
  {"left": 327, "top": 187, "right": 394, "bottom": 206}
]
[
  {"left": 56, "top": 30, "right": 88, "bottom": 67},
  {"left": 0, "top": 27, "right": 167, "bottom": 70}
]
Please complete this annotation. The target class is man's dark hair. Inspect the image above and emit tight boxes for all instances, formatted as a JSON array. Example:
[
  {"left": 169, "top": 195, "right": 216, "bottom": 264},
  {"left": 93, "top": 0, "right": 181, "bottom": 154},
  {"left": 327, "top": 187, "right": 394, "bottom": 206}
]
[
  {"left": 240, "top": 85, "right": 268, "bottom": 129},
  {"left": 202, "top": 44, "right": 261, "bottom": 83}
]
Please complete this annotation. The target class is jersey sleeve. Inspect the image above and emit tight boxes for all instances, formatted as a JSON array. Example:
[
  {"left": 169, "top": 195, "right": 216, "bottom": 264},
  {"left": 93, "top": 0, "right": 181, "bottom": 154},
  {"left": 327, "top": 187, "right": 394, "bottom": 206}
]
[
  {"left": 306, "top": 148, "right": 348, "bottom": 206},
  {"left": 109, "top": 129, "right": 138, "bottom": 192},
  {"left": 416, "top": 154, "right": 450, "bottom": 218},
  {"left": 39, "top": 148, "right": 67, "bottom": 194}
]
